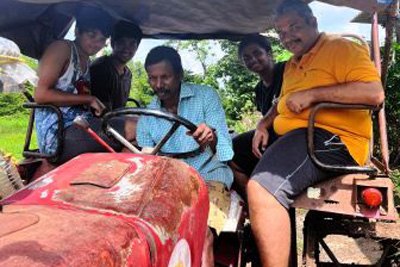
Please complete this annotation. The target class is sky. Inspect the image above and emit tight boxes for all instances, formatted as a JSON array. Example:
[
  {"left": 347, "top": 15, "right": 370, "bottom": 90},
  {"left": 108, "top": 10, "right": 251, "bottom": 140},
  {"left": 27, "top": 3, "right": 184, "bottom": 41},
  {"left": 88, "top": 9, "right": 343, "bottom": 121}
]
[{"left": 66, "top": 1, "right": 385, "bottom": 74}]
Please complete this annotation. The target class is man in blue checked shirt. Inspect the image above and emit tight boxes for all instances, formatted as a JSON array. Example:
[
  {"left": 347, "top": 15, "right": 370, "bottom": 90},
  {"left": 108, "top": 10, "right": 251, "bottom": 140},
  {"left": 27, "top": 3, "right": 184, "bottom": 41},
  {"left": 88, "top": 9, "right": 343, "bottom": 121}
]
[{"left": 137, "top": 46, "right": 233, "bottom": 267}]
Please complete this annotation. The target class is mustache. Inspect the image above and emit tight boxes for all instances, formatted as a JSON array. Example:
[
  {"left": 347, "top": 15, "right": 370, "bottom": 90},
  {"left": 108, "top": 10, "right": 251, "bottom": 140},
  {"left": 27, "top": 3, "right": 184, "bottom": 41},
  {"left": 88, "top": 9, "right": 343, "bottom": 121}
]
[{"left": 154, "top": 88, "right": 171, "bottom": 95}]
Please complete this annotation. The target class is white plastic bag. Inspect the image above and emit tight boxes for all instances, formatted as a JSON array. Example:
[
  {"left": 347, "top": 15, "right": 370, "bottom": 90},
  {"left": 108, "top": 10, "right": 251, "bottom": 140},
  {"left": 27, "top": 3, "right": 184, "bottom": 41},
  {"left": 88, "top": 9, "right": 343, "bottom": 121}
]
[{"left": 0, "top": 37, "right": 38, "bottom": 93}]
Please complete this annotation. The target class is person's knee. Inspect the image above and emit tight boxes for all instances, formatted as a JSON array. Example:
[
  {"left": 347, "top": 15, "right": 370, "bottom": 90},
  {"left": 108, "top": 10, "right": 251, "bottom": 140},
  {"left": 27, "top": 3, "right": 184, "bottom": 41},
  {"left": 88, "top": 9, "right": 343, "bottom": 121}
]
[
  {"left": 247, "top": 180, "right": 278, "bottom": 207},
  {"left": 247, "top": 180, "right": 264, "bottom": 197}
]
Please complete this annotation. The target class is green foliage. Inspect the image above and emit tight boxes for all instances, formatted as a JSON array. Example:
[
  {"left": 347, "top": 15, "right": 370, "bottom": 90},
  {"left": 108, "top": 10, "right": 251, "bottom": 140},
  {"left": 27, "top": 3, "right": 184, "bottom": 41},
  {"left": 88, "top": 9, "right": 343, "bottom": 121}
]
[
  {"left": 0, "top": 93, "right": 27, "bottom": 116},
  {"left": 167, "top": 40, "right": 217, "bottom": 76},
  {"left": 382, "top": 43, "right": 400, "bottom": 167},
  {"left": 212, "top": 40, "right": 259, "bottom": 123},
  {"left": 183, "top": 68, "right": 219, "bottom": 90},
  {"left": 20, "top": 55, "right": 38, "bottom": 71},
  {"left": 270, "top": 36, "right": 292, "bottom": 62},
  {"left": 127, "top": 61, "right": 153, "bottom": 106},
  {"left": 389, "top": 169, "right": 400, "bottom": 206}
]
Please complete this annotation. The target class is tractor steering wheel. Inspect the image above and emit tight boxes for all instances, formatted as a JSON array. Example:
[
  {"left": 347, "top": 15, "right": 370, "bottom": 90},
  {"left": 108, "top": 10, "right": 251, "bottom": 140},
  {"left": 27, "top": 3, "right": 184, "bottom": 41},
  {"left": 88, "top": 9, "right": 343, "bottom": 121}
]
[{"left": 102, "top": 108, "right": 203, "bottom": 158}]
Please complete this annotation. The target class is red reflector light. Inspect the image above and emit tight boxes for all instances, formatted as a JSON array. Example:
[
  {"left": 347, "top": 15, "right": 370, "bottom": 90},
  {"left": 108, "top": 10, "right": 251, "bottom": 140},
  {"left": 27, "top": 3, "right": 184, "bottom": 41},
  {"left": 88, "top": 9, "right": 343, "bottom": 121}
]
[{"left": 362, "top": 188, "right": 382, "bottom": 207}]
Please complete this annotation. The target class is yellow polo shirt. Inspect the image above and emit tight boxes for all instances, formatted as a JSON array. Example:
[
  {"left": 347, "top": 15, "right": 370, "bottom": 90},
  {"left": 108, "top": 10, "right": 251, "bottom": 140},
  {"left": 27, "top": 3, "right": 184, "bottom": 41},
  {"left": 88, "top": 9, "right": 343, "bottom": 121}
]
[{"left": 274, "top": 33, "right": 381, "bottom": 165}]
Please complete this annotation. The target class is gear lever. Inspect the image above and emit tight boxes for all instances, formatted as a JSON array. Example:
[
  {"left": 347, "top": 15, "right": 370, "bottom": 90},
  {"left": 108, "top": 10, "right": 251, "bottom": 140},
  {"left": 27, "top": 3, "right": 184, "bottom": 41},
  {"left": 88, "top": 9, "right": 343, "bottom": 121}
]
[{"left": 73, "top": 116, "right": 116, "bottom": 153}]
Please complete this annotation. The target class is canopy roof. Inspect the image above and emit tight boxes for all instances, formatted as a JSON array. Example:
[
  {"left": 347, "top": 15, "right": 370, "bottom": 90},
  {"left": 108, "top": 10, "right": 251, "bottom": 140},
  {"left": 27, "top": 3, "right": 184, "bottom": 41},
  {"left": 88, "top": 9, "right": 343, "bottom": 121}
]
[
  {"left": 352, "top": 6, "right": 398, "bottom": 25},
  {"left": 0, "top": 0, "right": 390, "bottom": 58}
]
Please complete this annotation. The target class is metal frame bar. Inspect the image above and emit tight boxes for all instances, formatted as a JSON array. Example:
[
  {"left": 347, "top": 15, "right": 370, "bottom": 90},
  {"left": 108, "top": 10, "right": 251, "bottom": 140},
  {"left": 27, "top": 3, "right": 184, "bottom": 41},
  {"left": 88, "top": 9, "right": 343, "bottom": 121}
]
[
  {"left": 22, "top": 102, "right": 64, "bottom": 162},
  {"left": 372, "top": 12, "right": 391, "bottom": 173},
  {"left": 307, "top": 103, "right": 379, "bottom": 174}
]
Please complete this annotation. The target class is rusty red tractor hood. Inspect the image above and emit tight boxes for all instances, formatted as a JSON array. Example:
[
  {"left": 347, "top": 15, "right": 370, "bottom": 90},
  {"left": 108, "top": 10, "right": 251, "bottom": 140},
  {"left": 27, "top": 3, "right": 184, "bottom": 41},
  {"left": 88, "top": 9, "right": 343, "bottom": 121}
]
[{"left": 0, "top": 153, "right": 209, "bottom": 267}]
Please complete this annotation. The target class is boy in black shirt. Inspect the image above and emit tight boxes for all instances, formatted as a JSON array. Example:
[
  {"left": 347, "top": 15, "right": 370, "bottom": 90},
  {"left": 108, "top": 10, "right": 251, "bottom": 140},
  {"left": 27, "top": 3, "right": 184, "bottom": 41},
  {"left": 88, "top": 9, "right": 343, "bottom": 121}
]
[
  {"left": 90, "top": 21, "right": 142, "bottom": 111},
  {"left": 230, "top": 34, "right": 285, "bottom": 199}
]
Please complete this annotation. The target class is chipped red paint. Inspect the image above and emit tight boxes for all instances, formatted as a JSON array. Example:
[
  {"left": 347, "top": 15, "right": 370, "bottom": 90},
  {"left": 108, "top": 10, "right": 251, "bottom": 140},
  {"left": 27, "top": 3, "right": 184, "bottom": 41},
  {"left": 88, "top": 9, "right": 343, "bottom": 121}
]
[{"left": 0, "top": 153, "right": 209, "bottom": 267}]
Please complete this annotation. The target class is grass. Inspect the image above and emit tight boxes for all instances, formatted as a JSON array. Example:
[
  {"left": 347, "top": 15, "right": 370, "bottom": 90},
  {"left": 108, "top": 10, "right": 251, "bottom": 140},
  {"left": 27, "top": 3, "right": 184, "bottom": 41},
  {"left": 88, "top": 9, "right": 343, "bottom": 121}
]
[{"left": 0, "top": 114, "right": 36, "bottom": 161}]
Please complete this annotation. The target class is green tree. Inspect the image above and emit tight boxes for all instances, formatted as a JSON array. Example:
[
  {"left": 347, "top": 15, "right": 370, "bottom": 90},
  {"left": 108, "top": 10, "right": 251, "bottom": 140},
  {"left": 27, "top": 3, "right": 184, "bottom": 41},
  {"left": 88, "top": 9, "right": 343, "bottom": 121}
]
[
  {"left": 383, "top": 43, "right": 400, "bottom": 167},
  {"left": 213, "top": 37, "right": 291, "bottom": 126},
  {"left": 212, "top": 40, "right": 258, "bottom": 123},
  {"left": 127, "top": 60, "right": 153, "bottom": 106},
  {"left": 167, "top": 40, "right": 217, "bottom": 77}
]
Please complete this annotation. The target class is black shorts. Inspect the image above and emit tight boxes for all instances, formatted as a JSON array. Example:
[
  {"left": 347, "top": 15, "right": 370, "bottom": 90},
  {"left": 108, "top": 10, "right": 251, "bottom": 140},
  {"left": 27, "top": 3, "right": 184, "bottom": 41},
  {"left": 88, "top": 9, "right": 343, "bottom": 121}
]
[
  {"left": 231, "top": 128, "right": 278, "bottom": 177},
  {"left": 57, "top": 117, "right": 125, "bottom": 163},
  {"left": 251, "top": 128, "right": 357, "bottom": 209}
]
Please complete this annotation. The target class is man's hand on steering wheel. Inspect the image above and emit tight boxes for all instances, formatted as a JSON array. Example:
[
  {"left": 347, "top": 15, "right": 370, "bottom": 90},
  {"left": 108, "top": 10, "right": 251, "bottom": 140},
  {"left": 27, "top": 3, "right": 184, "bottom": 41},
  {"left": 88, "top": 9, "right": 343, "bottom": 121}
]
[
  {"left": 187, "top": 123, "right": 217, "bottom": 152},
  {"left": 102, "top": 108, "right": 205, "bottom": 158}
]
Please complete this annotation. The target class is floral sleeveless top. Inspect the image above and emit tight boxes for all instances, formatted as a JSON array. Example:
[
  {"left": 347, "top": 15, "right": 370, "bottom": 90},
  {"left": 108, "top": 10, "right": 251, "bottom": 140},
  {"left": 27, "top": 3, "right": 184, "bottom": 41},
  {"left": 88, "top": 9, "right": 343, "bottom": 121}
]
[{"left": 35, "top": 41, "right": 92, "bottom": 154}]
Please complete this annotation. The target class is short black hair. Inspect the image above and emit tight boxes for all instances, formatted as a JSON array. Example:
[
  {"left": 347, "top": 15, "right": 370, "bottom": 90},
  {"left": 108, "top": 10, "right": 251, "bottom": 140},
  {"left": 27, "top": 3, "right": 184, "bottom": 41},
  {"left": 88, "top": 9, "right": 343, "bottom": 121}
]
[
  {"left": 238, "top": 34, "right": 273, "bottom": 59},
  {"left": 144, "top": 46, "right": 183, "bottom": 76},
  {"left": 75, "top": 5, "right": 114, "bottom": 37},
  {"left": 275, "top": 0, "right": 314, "bottom": 22},
  {"left": 111, "top": 21, "right": 143, "bottom": 46}
]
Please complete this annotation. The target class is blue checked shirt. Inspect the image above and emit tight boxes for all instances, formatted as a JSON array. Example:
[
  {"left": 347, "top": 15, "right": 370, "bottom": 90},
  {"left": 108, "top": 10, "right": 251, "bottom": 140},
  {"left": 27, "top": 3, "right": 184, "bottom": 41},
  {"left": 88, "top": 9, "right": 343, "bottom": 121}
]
[{"left": 137, "top": 83, "right": 234, "bottom": 188}]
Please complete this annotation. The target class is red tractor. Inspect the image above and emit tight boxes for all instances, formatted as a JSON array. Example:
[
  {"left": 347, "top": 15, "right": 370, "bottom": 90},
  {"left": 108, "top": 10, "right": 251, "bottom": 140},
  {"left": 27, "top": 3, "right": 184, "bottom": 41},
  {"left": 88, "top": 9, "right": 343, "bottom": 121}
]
[
  {"left": 0, "top": 109, "right": 246, "bottom": 267},
  {"left": 0, "top": 0, "right": 399, "bottom": 267}
]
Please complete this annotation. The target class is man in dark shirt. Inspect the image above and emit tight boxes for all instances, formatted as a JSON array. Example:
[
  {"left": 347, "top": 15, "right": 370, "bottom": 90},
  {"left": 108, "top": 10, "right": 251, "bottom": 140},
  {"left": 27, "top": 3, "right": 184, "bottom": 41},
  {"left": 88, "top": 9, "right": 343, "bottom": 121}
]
[
  {"left": 90, "top": 21, "right": 142, "bottom": 111},
  {"left": 229, "top": 34, "right": 285, "bottom": 199}
]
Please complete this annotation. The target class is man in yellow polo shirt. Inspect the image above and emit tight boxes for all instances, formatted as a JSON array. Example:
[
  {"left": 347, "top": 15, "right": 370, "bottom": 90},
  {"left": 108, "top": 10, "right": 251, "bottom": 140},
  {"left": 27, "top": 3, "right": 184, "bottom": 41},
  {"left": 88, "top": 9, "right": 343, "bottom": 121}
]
[{"left": 247, "top": 1, "right": 385, "bottom": 267}]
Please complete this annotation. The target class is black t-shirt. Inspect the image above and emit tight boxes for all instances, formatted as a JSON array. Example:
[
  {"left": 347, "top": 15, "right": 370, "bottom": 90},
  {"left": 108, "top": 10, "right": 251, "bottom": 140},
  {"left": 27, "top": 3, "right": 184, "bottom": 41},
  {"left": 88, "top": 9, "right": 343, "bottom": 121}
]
[
  {"left": 255, "top": 62, "right": 286, "bottom": 116},
  {"left": 90, "top": 55, "right": 132, "bottom": 111}
]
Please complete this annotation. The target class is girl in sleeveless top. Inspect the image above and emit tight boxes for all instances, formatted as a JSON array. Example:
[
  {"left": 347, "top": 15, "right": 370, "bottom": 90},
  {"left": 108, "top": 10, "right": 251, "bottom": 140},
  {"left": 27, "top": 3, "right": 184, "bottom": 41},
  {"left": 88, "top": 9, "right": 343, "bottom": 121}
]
[{"left": 34, "top": 6, "right": 133, "bottom": 163}]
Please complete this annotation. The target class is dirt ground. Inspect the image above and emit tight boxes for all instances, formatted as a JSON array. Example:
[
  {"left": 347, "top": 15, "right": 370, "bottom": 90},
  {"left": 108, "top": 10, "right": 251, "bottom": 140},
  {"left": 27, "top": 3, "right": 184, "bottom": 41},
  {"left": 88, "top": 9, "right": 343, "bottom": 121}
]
[{"left": 295, "top": 210, "right": 388, "bottom": 265}]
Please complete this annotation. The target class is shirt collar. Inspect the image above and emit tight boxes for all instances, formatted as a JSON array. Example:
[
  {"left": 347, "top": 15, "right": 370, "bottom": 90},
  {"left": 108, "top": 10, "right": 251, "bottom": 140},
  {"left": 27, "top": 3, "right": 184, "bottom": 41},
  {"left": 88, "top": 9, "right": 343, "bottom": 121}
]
[
  {"left": 179, "top": 83, "right": 194, "bottom": 99},
  {"left": 106, "top": 55, "right": 130, "bottom": 76},
  {"left": 289, "top": 32, "right": 327, "bottom": 68},
  {"left": 306, "top": 32, "right": 326, "bottom": 56}
]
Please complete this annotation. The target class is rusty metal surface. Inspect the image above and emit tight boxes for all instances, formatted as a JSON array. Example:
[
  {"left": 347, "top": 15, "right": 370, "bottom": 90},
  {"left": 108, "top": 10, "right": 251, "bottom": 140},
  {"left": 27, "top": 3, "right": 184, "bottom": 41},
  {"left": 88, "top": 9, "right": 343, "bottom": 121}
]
[
  {"left": 0, "top": 205, "right": 146, "bottom": 267},
  {"left": 0, "top": 153, "right": 209, "bottom": 267},
  {"left": 70, "top": 160, "right": 131, "bottom": 188},
  {"left": 53, "top": 156, "right": 200, "bottom": 235},
  {"left": 292, "top": 174, "right": 364, "bottom": 213},
  {"left": 0, "top": 212, "right": 39, "bottom": 238},
  {"left": 291, "top": 174, "right": 398, "bottom": 220}
]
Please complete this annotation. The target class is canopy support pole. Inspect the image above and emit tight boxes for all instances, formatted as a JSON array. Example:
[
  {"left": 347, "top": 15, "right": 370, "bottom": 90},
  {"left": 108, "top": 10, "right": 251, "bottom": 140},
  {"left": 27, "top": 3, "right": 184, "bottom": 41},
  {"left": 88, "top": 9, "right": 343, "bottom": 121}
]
[{"left": 371, "top": 11, "right": 390, "bottom": 173}]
